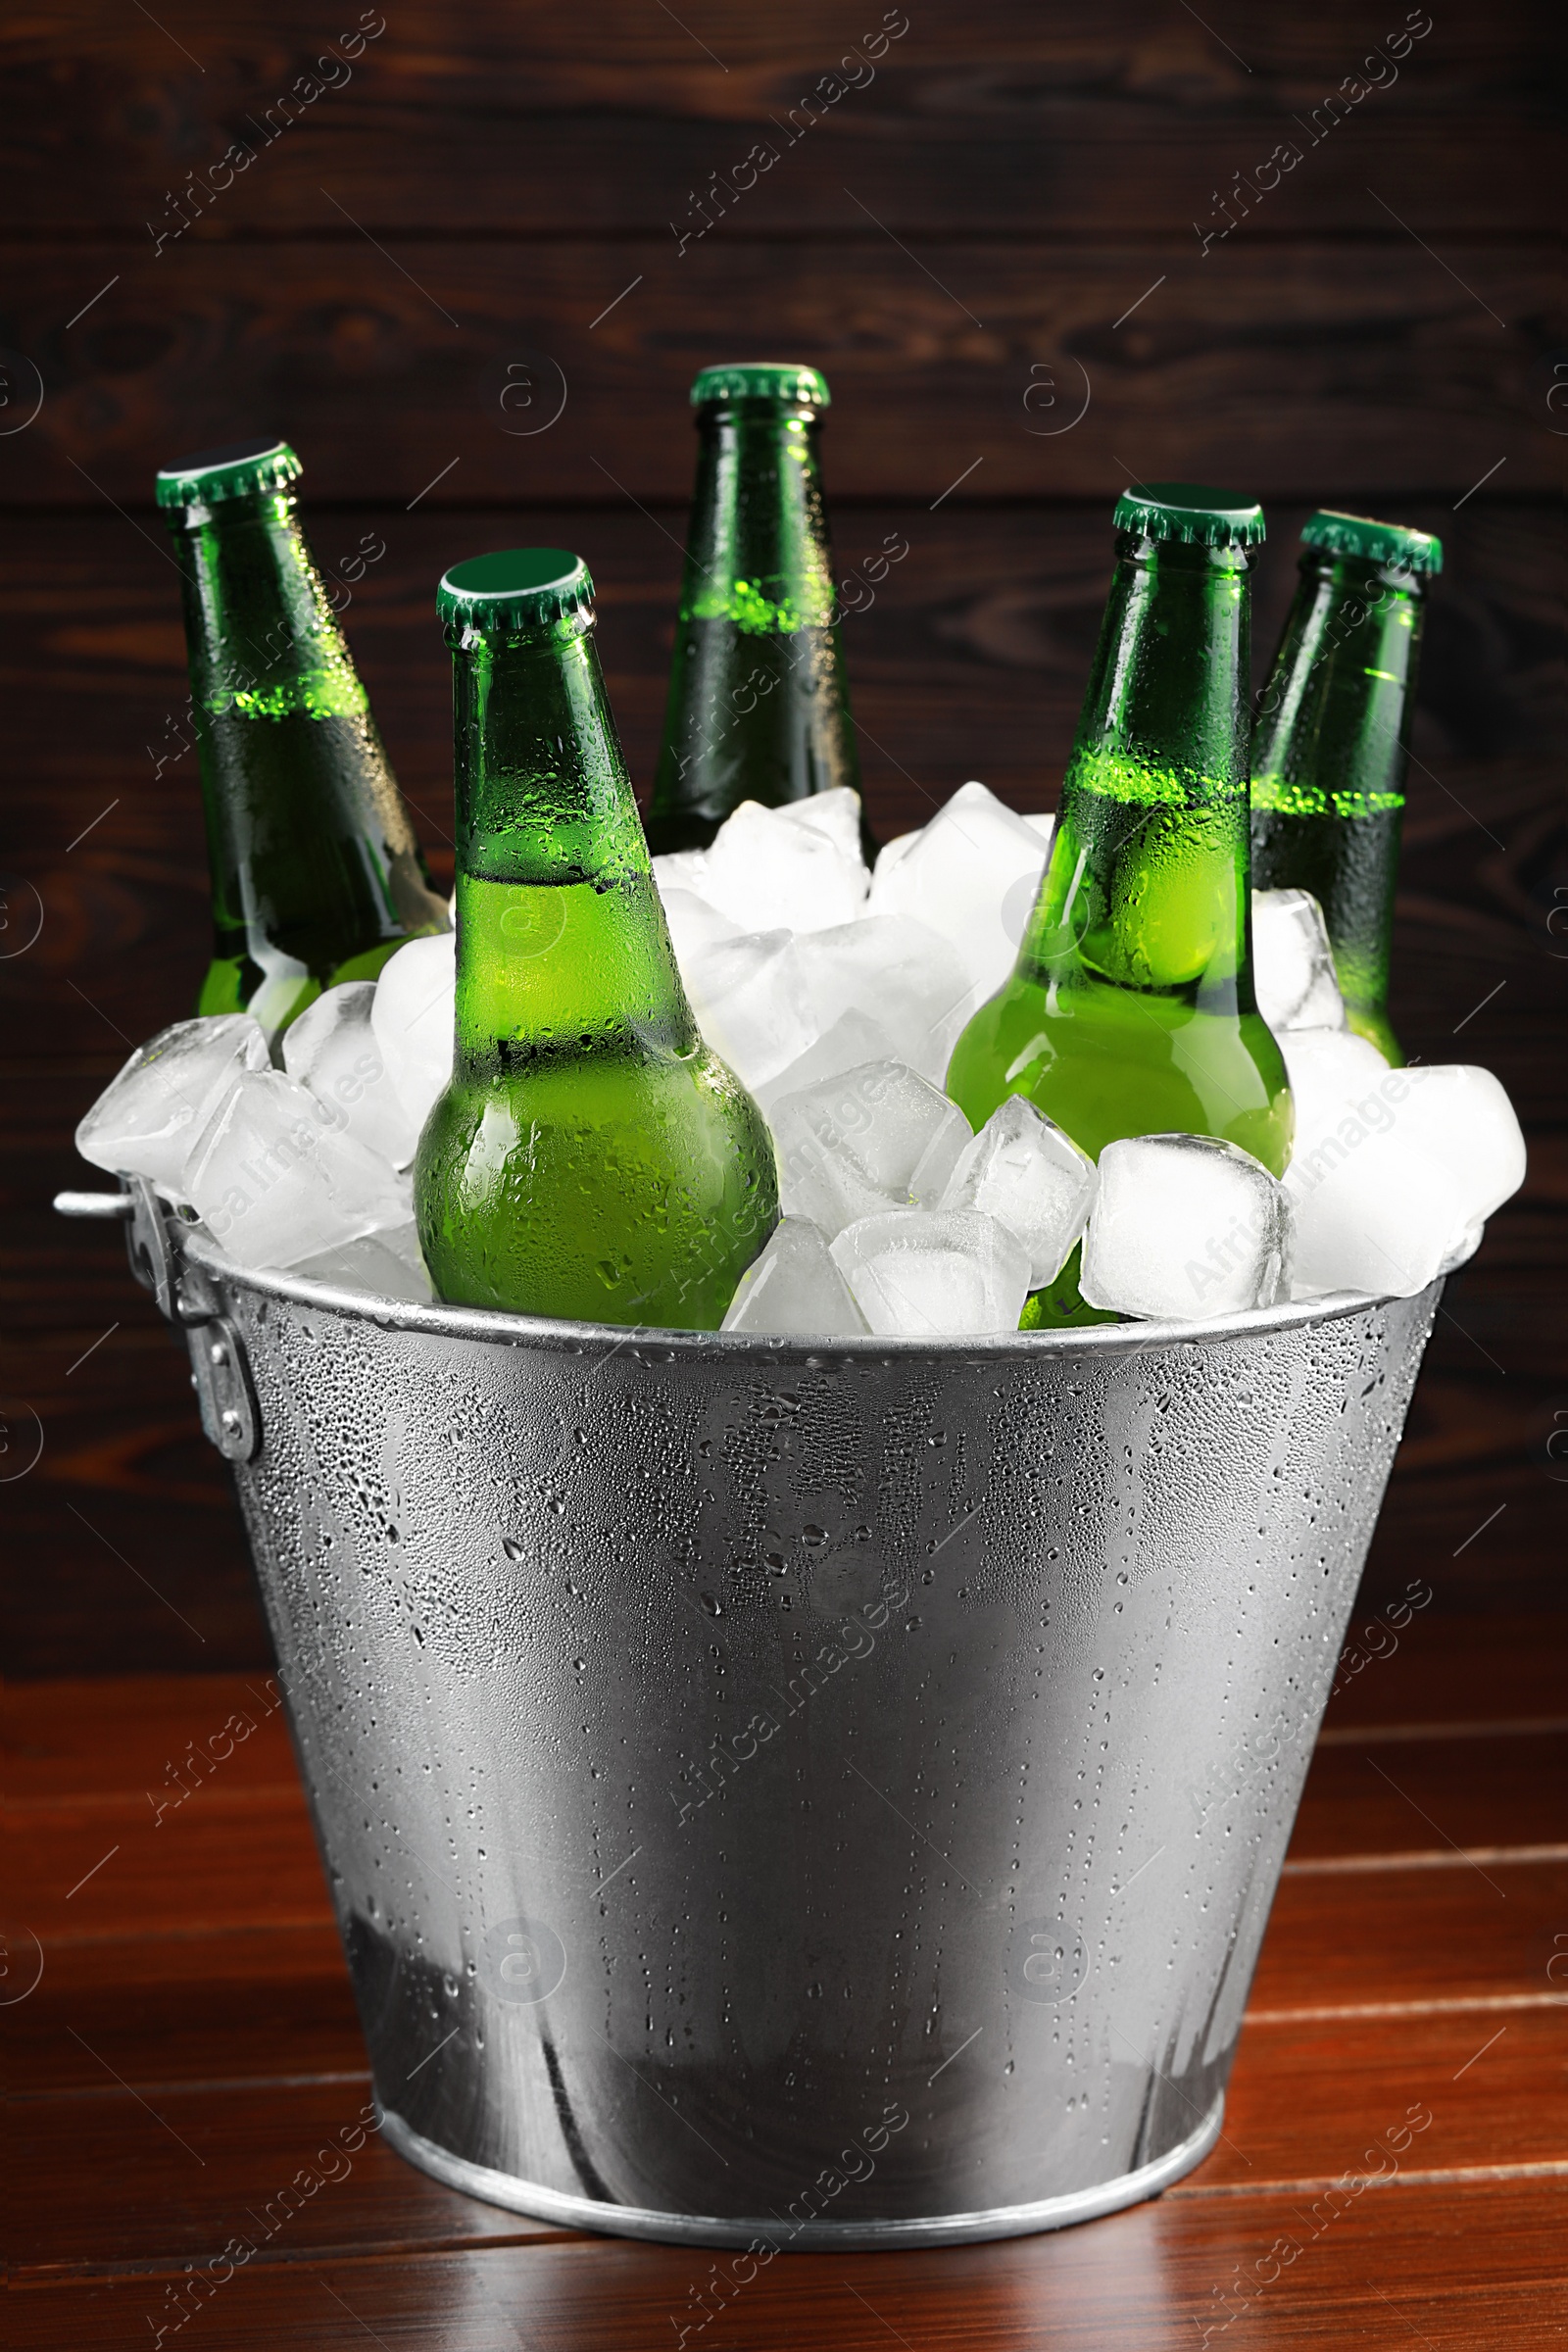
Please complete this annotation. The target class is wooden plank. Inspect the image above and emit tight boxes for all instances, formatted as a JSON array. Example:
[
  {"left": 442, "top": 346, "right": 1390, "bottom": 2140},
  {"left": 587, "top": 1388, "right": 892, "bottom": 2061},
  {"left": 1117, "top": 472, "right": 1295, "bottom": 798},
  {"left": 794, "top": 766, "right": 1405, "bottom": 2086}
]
[
  {"left": 1321, "top": 1609, "right": 1568, "bottom": 1734},
  {"left": 9, "top": 1924, "right": 362, "bottom": 2097},
  {"left": 12, "top": 2076, "right": 561, "bottom": 2281},
  {"left": 0, "top": 1879, "right": 1484, "bottom": 2111},
  {"left": 2, "top": 2, "right": 1553, "bottom": 234},
  {"left": 3, "top": 1296, "right": 1561, "bottom": 1678},
  {"left": 11, "top": 1788, "right": 327, "bottom": 1945},
  {"left": 2, "top": 1326, "right": 1563, "bottom": 1675},
  {"left": 2, "top": 502, "right": 1559, "bottom": 788},
  {"left": 0, "top": 239, "right": 1554, "bottom": 509},
  {"left": 1289, "top": 1731, "right": 1568, "bottom": 1861},
  {"left": 1251, "top": 1854, "right": 1568, "bottom": 2016},
  {"left": 5, "top": 1673, "right": 294, "bottom": 1803},
  {"left": 0, "top": 1320, "right": 262, "bottom": 1677},
  {"left": 13, "top": 1606, "right": 1562, "bottom": 1810},
  {"left": 16, "top": 1655, "right": 1568, "bottom": 1824},
  {"left": 12, "top": 2002, "right": 1567, "bottom": 2278},
  {"left": 6, "top": 479, "right": 1553, "bottom": 1158},
  {"left": 10, "top": 2180, "right": 1568, "bottom": 2348},
  {"left": 1208, "top": 2003, "right": 1568, "bottom": 2182},
  {"left": 10, "top": 1674, "right": 1565, "bottom": 1937},
  {"left": 1, "top": 502, "right": 1558, "bottom": 1038},
  {"left": 11, "top": 1852, "right": 1567, "bottom": 2099}
]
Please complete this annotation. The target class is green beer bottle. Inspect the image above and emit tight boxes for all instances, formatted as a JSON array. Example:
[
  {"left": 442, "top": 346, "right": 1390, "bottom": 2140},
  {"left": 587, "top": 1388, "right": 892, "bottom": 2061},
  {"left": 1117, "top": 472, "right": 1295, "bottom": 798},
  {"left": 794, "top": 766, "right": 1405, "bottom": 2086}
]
[
  {"left": 948, "top": 482, "right": 1292, "bottom": 1207},
  {"left": 645, "top": 362, "right": 866, "bottom": 856},
  {"left": 415, "top": 549, "right": 778, "bottom": 1327},
  {"left": 158, "top": 436, "right": 449, "bottom": 1042},
  {"left": 1250, "top": 510, "right": 1442, "bottom": 1065}
]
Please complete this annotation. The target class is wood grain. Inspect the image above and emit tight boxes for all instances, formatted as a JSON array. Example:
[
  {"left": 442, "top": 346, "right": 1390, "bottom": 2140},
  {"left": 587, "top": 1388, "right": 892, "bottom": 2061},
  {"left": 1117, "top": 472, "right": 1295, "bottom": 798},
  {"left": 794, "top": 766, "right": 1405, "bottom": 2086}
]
[
  {"left": 11, "top": 1858, "right": 1568, "bottom": 2101},
  {"left": 12, "top": 2002, "right": 1566, "bottom": 2279},
  {"left": 2, "top": 1, "right": 1555, "bottom": 235},
  {"left": 11, "top": 2181, "right": 1568, "bottom": 2349},
  {"left": 0, "top": 239, "right": 1555, "bottom": 510},
  {"left": 2, "top": 504, "right": 1558, "bottom": 1036}
]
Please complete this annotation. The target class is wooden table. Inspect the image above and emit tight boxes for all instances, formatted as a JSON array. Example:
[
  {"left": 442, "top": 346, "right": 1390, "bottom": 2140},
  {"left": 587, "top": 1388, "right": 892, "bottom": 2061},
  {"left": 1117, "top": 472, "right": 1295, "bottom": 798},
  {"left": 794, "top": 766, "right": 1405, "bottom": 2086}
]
[{"left": 10, "top": 1612, "right": 1566, "bottom": 2348}]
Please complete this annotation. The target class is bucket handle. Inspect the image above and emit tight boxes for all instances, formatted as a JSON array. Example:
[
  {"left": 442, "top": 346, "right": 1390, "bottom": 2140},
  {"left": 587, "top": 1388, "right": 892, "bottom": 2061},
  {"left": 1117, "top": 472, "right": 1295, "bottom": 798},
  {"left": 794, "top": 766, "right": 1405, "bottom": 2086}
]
[{"left": 54, "top": 1183, "right": 262, "bottom": 1464}]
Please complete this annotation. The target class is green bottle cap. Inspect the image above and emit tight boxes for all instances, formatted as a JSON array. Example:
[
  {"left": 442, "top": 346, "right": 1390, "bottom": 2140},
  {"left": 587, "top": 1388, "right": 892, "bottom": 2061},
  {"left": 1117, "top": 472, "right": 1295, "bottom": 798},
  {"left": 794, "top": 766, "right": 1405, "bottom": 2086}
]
[
  {"left": 156, "top": 435, "right": 303, "bottom": 511},
  {"left": 1301, "top": 510, "right": 1443, "bottom": 575},
  {"left": 691, "top": 362, "right": 831, "bottom": 410},
  {"left": 436, "top": 548, "right": 594, "bottom": 636},
  {"left": 1112, "top": 481, "right": 1266, "bottom": 549}
]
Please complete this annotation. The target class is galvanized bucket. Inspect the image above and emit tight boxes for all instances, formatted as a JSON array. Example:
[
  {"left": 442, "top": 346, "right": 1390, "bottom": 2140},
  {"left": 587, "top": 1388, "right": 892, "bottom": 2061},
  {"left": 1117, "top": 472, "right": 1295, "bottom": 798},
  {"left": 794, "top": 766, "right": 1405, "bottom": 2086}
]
[{"left": 60, "top": 1180, "right": 1440, "bottom": 2248}]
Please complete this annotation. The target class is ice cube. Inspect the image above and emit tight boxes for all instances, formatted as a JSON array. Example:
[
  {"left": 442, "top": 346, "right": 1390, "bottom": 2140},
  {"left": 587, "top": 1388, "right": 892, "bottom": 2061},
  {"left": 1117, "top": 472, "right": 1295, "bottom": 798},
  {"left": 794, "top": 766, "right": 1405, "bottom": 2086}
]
[
  {"left": 786, "top": 914, "right": 975, "bottom": 1083},
  {"left": 865, "top": 780, "right": 1048, "bottom": 1003},
  {"left": 830, "top": 1208, "right": 1031, "bottom": 1337},
  {"left": 371, "top": 933, "right": 455, "bottom": 1138},
  {"left": 292, "top": 1221, "right": 434, "bottom": 1302},
  {"left": 847, "top": 1063, "right": 971, "bottom": 1202},
  {"left": 1386, "top": 1064, "right": 1526, "bottom": 1224},
  {"left": 1022, "top": 812, "right": 1056, "bottom": 847},
  {"left": 769, "top": 1060, "right": 972, "bottom": 1235},
  {"left": 873, "top": 830, "right": 921, "bottom": 884},
  {"left": 281, "top": 981, "right": 423, "bottom": 1168},
  {"left": 1280, "top": 1049, "right": 1522, "bottom": 1298},
  {"left": 682, "top": 928, "right": 817, "bottom": 1092},
  {"left": 1278, "top": 1029, "right": 1394, "bottom": 1146},
  {"left": 1252, "top": 889, "right": 1348, "bottom": 1033},
  {"left": 940, "top": 1096, "right": 1097, "bottom": 1286},
  {"left": 721, "top": 1216, "right": 870, "bottom": 1338},
  {"left": 768, "top": 1064, "right": 904, "bottom": 1233},
  {"left": 75, "top": 1014, "right": 270, "bottom": 1192},
  {"left": 1286, "top": 1130, "right": 1469, "bottom": 1298},
  {"left": 700, "top": 800, "right": 869, "bottom": 934},
  {"left": 756, "top": 1009, "right": 904, "bottom": 1115},
  {"left": 184, "top": 1069, "right": 411, "bottom": 1272},
  {"left": 772, "top": 788, "right": 865, "bottom": 865},
  {"left": 658, "top": 885, "right": 742, "bottom": 970},
  {"left": 1080, "top": 1135, "right": 1292, "bottom": 1319},
  {"left": 651, "top": 848, "right": 712, "bottom": 899}
]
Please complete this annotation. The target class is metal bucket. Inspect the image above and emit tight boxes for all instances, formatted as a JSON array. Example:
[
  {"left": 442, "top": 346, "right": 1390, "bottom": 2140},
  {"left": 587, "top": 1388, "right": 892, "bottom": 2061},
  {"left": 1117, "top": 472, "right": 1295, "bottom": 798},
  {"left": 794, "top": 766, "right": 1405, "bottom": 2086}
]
[{"left": 62, "top": 1181, "right": 1440, "bottom": 2248}]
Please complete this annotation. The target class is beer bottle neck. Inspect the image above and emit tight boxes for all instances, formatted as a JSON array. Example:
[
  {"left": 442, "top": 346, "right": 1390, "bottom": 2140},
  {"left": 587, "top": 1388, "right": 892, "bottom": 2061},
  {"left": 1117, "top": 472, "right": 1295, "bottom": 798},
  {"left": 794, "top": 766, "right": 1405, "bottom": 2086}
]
[
  {"left": 456, "top": 627, "right": 645, "bottom": 884},
  {"left": 1251, "top": 551, "right": 1427, "bottom": 817},
  {"left": 1027, "top": 534, "right": 1255, "bottom": 1008},
  {"left": 451, "top": 628, "right": 693, "bottom": 1069},
  {"left": 1066, "top": 534, "right": 1251, "bottom": 808},
  {"left": 649, "top": 394, "right": 861, "bottom": 851},
  {"left": 680, "top": 401, "right": 833, "bottom": 631},
  {"left": 168, "top": 490, "right": 367, "bottom": 723}
]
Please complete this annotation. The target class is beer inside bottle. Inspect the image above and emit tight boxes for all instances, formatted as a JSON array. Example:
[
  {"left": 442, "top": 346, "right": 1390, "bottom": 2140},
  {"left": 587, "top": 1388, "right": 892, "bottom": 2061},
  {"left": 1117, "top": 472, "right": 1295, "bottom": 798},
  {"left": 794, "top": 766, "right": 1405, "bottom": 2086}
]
[
  {"left": 948, "top": 484, "right": 1293, "bottom": 1282},
  {"left": 646, "top": 362, "right": 866, "bottom": 856},
  {"left": 1250, "top": 510, "right": 1441, "bottom": 1066},
  {"left": 158, "top": 436, "right": 448, "bottom": 1041},
  {"left": 415, "top": 549, "right": 778, "bottom": 1327}
]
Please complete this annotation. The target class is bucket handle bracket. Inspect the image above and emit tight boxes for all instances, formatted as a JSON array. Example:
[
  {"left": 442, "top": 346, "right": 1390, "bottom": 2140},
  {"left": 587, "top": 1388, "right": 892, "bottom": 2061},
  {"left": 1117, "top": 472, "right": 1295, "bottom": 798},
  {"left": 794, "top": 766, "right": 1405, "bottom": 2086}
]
[
  {"left": 54, "top": 1180, "right": 263, "bottom": 1464},
  {"left": 185, "top": 1311, "right": 262, "bottom": 1464}
]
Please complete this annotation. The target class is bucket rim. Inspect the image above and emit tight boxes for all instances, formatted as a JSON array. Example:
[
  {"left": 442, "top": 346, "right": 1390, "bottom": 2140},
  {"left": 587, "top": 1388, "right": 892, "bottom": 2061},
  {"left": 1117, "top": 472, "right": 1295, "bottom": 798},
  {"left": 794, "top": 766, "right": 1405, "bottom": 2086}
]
[{"left": 178, "top": 1227, "right": 1428, "bottom": 1361}]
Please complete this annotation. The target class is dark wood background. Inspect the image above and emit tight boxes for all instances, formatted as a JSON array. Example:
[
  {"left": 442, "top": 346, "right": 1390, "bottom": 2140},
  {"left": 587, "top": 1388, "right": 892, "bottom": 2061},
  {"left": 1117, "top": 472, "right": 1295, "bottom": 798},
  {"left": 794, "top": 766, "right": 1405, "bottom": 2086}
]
[{"left": 2, "top": 0, "right": 1562, "bottom": 1675}]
